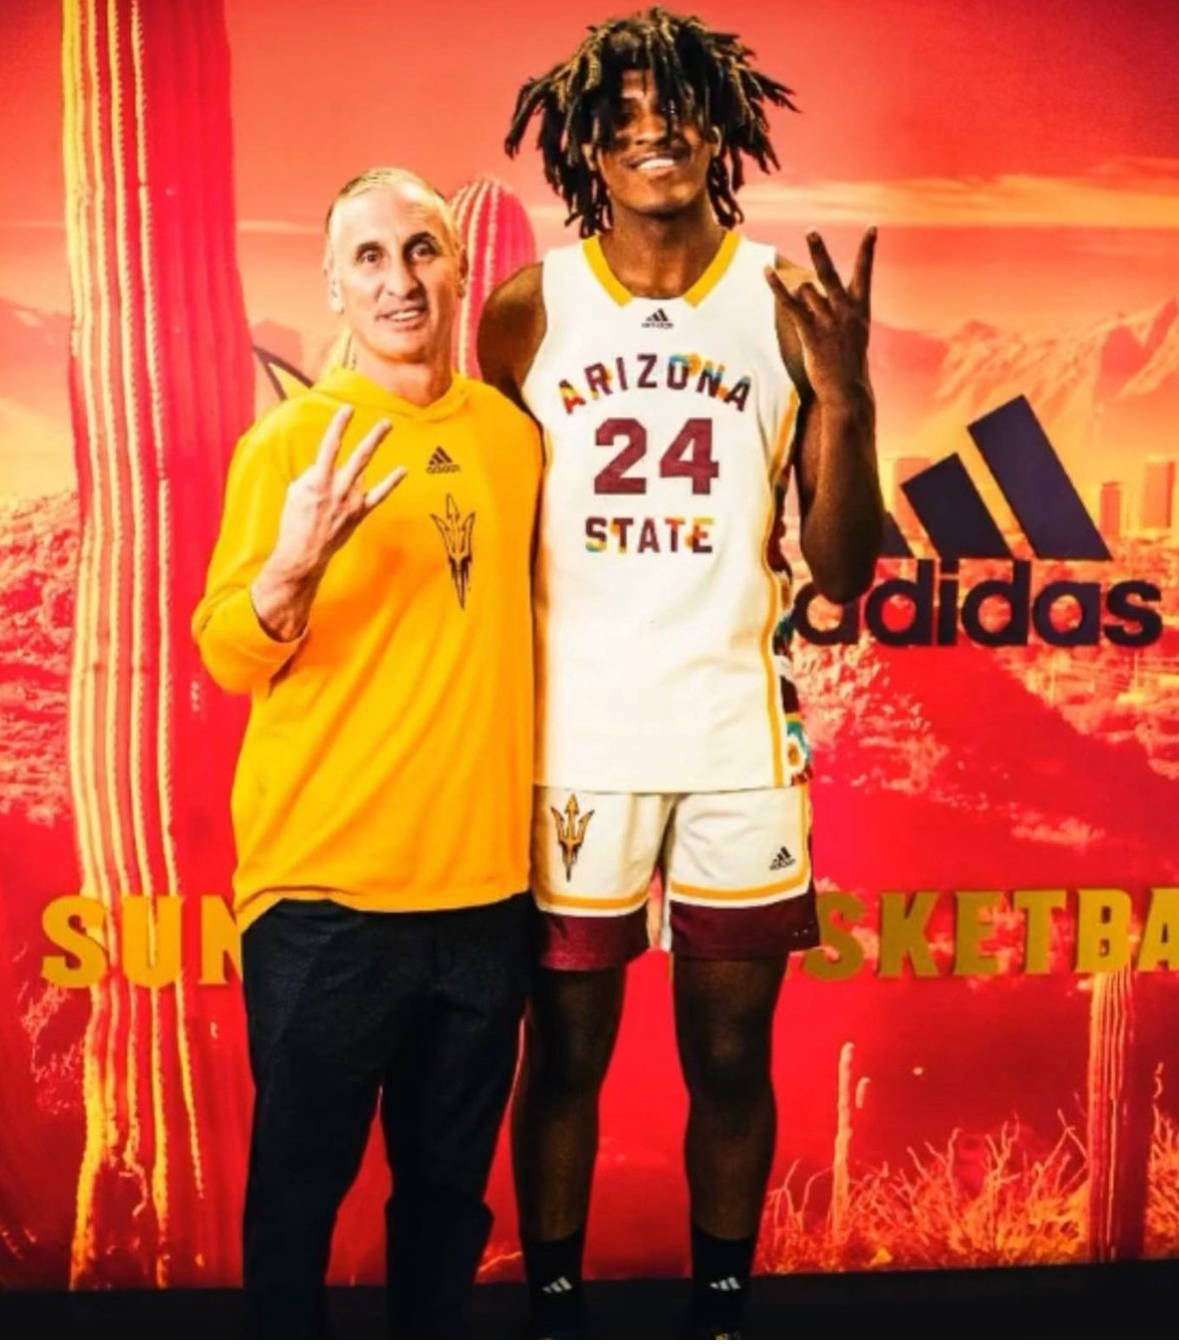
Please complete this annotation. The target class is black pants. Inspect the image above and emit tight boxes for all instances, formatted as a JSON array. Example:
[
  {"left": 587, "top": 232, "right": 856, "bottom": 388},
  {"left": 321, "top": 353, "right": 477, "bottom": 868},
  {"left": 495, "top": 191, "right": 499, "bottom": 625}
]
[{"left": 241, "top": 894, "right": 532, "bottom": 1339}]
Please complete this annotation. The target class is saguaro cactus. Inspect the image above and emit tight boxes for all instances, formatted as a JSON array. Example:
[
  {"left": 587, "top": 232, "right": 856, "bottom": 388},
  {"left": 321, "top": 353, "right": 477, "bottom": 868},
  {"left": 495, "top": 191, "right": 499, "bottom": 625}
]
[
  {"left": 450, "top": 177, "right": 537, "bottom": 378},
  {"left": 62, "top": 0, "right": 253, "bottom": 1286},
  {"left": 831, "top": 1041, "right": 854, "bottom": 1240},
  {"left": 1086, "top": 968, "right": 1152, "bottom": 1260}
]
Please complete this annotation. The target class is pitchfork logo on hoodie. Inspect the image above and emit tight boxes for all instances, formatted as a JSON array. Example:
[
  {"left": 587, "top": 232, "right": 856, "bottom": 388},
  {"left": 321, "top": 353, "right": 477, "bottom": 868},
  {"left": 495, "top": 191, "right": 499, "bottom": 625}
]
[{"left": 431, "top": 494, "right": 475, "bottom": 609}]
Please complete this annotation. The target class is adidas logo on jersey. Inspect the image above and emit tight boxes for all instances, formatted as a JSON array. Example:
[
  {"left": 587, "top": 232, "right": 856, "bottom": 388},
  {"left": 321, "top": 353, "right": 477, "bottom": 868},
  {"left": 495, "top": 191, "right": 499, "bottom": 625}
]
[
  {"left": 540, "top": 1276, "right": 574, "bottom": 1295},
  {"left": 642, "top": 307, "right": 674, "bottom": 329},
  {"left": 426, "top": 446, "right": 460, "bottom": 473},
  {"left": 708, "top": 1276, "right": 743, "bottom": 1292},
  {"left": 770, "top": 846, "right": 794, "bottom": 871}
]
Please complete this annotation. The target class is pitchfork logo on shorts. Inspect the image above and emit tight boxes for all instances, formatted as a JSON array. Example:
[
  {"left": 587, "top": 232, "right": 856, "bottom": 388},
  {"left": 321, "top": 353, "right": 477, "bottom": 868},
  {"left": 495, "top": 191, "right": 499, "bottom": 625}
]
[
  {"left": 551, "top": 794, "right": 594, "bottom": 882},
  {"left": 431, "top": 493, "right": 476, "bottom": 609}
]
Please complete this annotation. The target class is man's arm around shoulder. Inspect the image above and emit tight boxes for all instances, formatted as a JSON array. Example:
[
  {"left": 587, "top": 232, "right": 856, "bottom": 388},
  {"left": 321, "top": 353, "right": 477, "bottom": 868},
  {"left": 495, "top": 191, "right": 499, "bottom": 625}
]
[{"left": 477, "top": 263, "right": 545, "bottom": 413}]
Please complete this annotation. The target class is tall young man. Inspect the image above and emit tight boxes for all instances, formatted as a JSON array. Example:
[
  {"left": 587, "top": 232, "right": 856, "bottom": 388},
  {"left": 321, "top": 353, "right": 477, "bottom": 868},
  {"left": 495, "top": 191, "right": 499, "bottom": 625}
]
[
  {"left": 479, "top": 10, "right": 883, "bottom": 1336},
  {"left": 194, "top": 168, "right": 540, "bottom": 1338}
]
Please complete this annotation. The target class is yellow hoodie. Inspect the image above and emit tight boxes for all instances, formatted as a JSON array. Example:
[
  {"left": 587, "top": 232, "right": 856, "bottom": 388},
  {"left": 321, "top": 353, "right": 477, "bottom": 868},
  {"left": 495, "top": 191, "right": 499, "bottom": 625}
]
[{"left": 193, "top": 368, "right": 540, "bottom": 930}]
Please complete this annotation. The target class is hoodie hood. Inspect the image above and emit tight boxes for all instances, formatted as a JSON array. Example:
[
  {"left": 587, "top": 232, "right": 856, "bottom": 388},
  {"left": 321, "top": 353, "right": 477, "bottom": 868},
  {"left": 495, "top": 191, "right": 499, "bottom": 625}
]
[{"left": 315, "top": 366, "right": 470, "bottom": 423}]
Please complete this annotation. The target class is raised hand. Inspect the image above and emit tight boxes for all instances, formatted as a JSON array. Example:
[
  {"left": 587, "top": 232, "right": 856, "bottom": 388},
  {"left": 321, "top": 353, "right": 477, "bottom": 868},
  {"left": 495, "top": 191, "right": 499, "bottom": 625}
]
[
  {"left": 271, "top": 406, "right": 406, "bottom": 580},
  {"left": 253, "top": 406, "right": 406, "bottom": 642},
  {"left": 765, "top": 227, "right": 876, "bottom": 405}
]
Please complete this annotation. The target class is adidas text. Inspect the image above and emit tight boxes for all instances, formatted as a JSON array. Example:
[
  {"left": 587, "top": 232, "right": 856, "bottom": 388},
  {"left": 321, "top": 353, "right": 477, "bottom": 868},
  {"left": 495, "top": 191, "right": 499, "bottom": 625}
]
[{"left": 793, "top": 559, "right": 1162, "bottom": 649}]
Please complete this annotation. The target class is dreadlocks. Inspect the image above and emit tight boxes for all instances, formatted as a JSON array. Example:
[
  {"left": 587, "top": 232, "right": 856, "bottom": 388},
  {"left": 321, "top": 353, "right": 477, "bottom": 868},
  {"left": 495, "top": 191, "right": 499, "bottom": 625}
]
[{"left": 505, "top": 7, "right": 797, "bottom": 237}]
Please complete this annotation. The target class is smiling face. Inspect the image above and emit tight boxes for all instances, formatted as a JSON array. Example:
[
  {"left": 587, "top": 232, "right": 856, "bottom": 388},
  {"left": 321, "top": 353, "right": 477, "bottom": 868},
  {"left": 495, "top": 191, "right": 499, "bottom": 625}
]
[
  {"left": 325, "top": 180, "right": 466, "bottom": 374},
  {"left": 588, "top": 67, "right": 718, "bottom": 222}
]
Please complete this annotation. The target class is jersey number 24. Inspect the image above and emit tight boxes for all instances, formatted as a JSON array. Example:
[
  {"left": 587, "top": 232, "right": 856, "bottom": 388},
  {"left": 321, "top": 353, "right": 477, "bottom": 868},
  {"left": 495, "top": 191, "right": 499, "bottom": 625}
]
[{"left": 594, "top": 417, "right": 719, "bottom": 496}]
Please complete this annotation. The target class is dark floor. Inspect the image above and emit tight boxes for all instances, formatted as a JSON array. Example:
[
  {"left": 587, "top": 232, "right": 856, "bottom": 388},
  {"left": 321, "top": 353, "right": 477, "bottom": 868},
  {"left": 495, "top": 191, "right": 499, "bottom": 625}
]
[{"left": 5, "top": 1261, "right": 1178, "bottom": 1339}]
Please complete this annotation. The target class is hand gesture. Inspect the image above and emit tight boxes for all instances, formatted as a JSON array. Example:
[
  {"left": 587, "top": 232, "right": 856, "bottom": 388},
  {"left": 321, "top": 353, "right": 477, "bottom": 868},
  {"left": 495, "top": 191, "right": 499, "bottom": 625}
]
[
  {"left": 272, "top": 406, "right": 406, "bottom": 579},
  {"left": 765, "top": 228, "right": 876, "bottom": 405}
]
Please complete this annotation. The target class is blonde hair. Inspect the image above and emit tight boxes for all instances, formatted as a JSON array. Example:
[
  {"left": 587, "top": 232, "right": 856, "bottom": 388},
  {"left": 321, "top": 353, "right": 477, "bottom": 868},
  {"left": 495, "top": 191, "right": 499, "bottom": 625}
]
[{"left": 324, "top": 166, "right": 459, "bottom": 247}]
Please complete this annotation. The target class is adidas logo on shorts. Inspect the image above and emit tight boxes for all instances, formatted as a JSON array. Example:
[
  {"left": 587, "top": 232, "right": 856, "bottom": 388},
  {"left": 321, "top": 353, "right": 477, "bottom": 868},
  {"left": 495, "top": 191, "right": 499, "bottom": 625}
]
[
  {"left": 426, "top": 446, "right": 460, "bottom": 473},
  {"left": 540, "top": 1275, "right": 575, "bottom": 1295},
  {"left": 770, "top": 845, "right": 794, "bottom": 871},
  {"left": 642, "top": 306, "right": 674, "bottom": 329}
]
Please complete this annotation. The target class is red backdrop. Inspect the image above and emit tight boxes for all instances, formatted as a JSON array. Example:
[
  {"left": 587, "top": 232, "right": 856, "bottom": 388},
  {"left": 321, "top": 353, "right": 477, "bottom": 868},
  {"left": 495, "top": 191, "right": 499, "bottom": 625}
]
[{"left": 1, "top": 0, "right": 1178, "bottom": 1290}]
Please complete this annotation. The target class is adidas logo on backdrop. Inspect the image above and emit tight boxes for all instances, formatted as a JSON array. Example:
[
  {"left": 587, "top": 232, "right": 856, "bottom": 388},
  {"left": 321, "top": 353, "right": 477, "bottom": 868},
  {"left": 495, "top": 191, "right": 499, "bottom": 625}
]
[
  {"left": 792, "top": 396, "right": 1163, "bottom": 649},
  {"left": 426, "top": 446, "right": 460, "bottom": 474},
  {"left": 642, "top": 307, "right": 674, "bottom": 329}
]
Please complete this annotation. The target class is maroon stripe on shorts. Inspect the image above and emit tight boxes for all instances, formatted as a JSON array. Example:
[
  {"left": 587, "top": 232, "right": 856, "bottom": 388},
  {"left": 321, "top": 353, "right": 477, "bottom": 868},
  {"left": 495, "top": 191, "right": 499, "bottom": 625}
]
[
  {"left": 538, "top": 905, "right": 649, "bottom": 971},
  {"left": 670, "top": 886, "right": 820, "bottom": 960}
]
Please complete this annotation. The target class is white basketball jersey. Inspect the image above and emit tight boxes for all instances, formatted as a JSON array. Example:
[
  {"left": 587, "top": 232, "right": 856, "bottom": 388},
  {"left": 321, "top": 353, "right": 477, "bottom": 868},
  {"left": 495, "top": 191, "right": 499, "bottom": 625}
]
[{"left": 523, "top": 231, "right": 812, "bottom": 792}]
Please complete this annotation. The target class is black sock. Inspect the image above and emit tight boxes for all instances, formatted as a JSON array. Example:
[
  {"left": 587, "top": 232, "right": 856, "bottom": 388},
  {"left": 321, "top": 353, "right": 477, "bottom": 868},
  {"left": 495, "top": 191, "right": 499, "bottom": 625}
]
[
  {"left": 691, "top": 1224, "right": 756, "bottom": 1336},
  {"left": 522, "top": 1228, "right": 586, "bottom": 1334}
]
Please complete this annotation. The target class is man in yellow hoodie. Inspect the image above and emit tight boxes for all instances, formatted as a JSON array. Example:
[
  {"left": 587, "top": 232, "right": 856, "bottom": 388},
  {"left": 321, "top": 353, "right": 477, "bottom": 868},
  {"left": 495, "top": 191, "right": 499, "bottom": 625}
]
[{"left": 193, "top": 168, "right": 540, "bottom": 1339}]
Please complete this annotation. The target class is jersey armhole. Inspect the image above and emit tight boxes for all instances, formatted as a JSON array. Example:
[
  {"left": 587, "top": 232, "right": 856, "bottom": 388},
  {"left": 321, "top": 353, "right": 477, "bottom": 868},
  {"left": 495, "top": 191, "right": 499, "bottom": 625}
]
[{"left": 520, "top": 254, "right": 559, "bottom": 413}]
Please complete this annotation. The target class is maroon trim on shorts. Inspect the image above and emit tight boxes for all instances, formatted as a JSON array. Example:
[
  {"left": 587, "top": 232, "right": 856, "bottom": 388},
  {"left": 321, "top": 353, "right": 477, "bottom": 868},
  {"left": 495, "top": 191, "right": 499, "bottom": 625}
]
[
  {"left": 538, "top": 905, "right": 649, "bottom": 971},
  {"left": 670, "top": 885, "right": 820, "bottom": 960}
]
